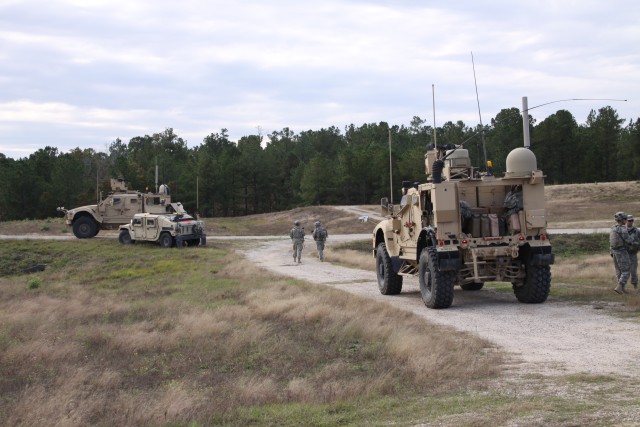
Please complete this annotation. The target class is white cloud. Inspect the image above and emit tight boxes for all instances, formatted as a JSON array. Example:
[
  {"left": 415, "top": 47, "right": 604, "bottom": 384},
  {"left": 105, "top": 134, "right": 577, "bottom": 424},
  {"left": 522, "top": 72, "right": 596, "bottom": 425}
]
[{"left": 0, "top": 0, "right": 638, "bottom": 158}]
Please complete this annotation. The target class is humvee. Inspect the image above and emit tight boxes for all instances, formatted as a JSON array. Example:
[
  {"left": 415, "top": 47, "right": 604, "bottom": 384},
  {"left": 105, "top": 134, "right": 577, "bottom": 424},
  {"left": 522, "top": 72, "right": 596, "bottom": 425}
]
[
  {"left": 118, "top": 212, "right": 206, "bottom": 248},
  {"left": 58, "top": 179, "right": 182, "bottom": 239},
  {"left": 372, "top": 144, "right": 554, "bottom": 309}
]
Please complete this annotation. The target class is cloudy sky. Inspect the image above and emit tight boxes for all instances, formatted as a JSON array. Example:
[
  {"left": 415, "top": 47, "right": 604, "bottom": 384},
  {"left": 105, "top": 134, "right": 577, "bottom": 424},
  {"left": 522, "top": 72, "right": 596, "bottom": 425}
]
[{"left": 1, "top": 0, "right": 638, "bottom": 159}]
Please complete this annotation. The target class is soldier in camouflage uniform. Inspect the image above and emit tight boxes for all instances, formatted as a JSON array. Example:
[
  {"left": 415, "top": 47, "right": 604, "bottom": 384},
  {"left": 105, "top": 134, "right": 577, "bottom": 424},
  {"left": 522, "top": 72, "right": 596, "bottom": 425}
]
[
  {"left": 626, "top": 214, "right": 640, "bottom": 290},
  {"left": 290, "top": 220, "right": 305, "bottom": 263},
  {"left": 312, "top": 220, "right": 328, "bottom": 261},
  {"left": 610, "top": 211, "right": 633, "bottom": 294}
]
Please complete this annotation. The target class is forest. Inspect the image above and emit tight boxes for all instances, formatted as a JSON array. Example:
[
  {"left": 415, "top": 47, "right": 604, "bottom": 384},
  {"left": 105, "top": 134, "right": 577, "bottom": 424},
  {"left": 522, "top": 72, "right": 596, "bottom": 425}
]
[{"left": 1, "top": 105, "right": 639, "bottom": 221}]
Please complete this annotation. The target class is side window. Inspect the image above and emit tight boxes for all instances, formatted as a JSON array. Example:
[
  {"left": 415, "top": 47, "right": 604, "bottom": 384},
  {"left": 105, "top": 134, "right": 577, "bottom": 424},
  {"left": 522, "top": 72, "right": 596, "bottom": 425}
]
[
  {"left": 147, "top": 219, "right": 155, "bottom": 227},
  {"left": 400, "top": 195, "right": 408, "bottom": 208},
  {"left": 113, "top": 197, "right": 121, "bottom": 205},
  {"left": 133, "top": 218, "right": 142, "bottom": 226}
]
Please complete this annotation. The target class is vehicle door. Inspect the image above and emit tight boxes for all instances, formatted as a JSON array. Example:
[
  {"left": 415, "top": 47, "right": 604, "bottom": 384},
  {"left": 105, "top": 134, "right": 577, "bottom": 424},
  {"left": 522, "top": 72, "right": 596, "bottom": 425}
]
[
  {"left": 130, "top": 216, "right": 144, "bottom": 239},
  {"left": 399, "top": 193, "right": 421, "bottom": 245},
  {"left": 143, "top": 217, "right": 160, "bottom": 240},
  {"left": 103, "top": 196, "right": 133, "bottom": 225}
]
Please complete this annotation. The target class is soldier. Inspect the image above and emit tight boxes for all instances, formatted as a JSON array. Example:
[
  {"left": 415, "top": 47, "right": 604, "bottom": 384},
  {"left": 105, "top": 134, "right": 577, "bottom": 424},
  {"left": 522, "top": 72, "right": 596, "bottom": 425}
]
[
  {"left": 290, "top": 220, "right": 305, "bottom": 263},
  {"left": 610, "top": 211, "right": 633, "bottom": 294},
  {"left": 312, "top": 220, "right": 329, "bottom": 261},
  {"left": 626, "top": 214, "right": 640, "bottom": 290}
]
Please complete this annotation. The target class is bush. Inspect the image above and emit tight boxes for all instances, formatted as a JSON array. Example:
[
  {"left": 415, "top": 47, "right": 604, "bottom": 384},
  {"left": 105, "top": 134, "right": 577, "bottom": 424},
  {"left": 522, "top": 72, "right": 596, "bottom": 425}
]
[{"left": 27, "top": 276, "right": 42, "bottom": 289}]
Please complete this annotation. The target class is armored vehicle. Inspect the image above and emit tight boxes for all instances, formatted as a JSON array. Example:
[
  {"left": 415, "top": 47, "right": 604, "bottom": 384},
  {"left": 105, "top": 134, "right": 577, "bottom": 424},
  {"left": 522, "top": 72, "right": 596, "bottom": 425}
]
[
  {"left": 373, "top": 144, "right": 554, "bottom": 309},
  {"left": 118, "top": 212, "right": 206, "bottom": 248},
  {"left": 58, "top": 179, "right": 182, "bottom": 239}
]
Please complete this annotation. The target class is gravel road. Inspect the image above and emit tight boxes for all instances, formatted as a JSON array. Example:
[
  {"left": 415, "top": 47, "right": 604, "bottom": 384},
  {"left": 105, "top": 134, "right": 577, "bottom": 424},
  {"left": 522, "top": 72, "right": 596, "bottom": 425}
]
[{"left": 240, "top": 234, "right": 640, "bottom": 379}]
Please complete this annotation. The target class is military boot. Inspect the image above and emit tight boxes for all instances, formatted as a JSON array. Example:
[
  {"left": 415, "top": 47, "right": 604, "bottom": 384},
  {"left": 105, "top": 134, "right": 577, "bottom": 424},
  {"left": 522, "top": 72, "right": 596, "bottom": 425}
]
[{"left": 614, "top": 284, "right": 624, "bottom": 294}]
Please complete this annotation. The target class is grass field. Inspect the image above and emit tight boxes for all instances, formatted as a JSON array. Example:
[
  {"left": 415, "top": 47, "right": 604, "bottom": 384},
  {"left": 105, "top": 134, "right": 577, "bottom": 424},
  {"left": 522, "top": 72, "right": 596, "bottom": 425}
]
[
  {"left": 1, "top": 235, "right": 640, "bottom": 425},
  {"left": 2, "top": 181, "right": 640, "bottom": 425}
]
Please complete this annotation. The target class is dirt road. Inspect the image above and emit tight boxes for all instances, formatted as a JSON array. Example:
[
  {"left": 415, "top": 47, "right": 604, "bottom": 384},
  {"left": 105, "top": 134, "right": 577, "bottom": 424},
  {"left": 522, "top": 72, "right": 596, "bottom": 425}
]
[{"left": 240, "top": 234, "right": 640, "bottom": 379}]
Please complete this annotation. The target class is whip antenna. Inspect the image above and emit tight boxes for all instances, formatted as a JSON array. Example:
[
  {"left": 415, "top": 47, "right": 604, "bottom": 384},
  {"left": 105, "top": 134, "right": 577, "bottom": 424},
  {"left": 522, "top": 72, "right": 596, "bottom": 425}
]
[
  {"left": 432, "top": 84, "right": 437, "bottom": 146},
  {"left": 471, "top": 51, "right": 488, "bottom": 171}
]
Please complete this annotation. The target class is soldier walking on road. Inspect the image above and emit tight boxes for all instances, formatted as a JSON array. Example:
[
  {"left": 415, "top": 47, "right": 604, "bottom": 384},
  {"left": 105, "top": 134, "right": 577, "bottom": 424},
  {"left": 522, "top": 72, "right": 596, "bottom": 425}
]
[
  {"left": 611, "top": 211, "right": 633, "bottom": 294},
  {"left": 626, "top": 214, "right": 640, "bottom": 290},
  {"left": 312, "top": 220, "right": 329, "bottom": 261},
  {"left": 290, "top": 220, "right": 305, "bottom": 263}
]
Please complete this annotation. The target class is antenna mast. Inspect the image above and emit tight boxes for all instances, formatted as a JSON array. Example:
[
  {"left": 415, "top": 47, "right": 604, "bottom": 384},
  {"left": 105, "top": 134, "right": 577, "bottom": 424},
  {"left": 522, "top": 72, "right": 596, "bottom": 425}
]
[
  {"left": 432, "top": 84, "right": 437, "bottom": 146},
  {"left": 471, "top": 51, "right": 488, "bottom": 171},
  {"left": 388, "top": 129, "right": 393, "bottom": 205}
]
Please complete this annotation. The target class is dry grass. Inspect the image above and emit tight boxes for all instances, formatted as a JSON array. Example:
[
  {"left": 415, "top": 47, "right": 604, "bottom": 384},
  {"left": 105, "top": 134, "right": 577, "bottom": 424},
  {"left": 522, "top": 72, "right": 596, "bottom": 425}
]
[
  {"left": 0, "top": 239, "right": 503, "bottom": 426},
  {"left": 324, "top": 248, "right": 374, "bottom": 270},
  {"left": 204, "top": 205, "right": 376, "bottom": 236},
  {"left": 546, "top": 181, "right": 640, "bottom": 227}
]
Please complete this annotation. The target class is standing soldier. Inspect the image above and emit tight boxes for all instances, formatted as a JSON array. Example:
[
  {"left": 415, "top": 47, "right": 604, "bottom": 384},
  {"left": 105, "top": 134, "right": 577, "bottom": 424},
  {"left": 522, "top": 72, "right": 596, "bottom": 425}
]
[
  {"left": 610, "top": 212, "right": 633, "bottom": 294},
  {"left": 290, "top": 220, "right": 305, "bottom": 263},
  {"left": 312, "top": 220, "right": 329, "bottom": 261},
  {"left": 626, "top": 214, "right": 640, "bottom": 290}
]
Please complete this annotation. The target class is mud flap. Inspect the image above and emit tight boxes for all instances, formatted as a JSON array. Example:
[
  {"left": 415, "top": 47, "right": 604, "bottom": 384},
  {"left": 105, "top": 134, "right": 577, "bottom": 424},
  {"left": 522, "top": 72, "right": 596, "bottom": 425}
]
[
  {"left": 390, "top": 256, "right": 402, "bottom": 274},
  {"left": 532, "top": 253, "right": 554, "bottom": 266},
  {"left": 437, "top": 252, "right": 462, "bottom": 271}
]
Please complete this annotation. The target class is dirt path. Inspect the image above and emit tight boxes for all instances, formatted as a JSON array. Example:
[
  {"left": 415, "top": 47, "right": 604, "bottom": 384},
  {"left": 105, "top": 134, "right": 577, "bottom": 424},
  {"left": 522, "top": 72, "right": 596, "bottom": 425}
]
[{"left": 239, "top": 234, "right": 640, "bottom": 379}]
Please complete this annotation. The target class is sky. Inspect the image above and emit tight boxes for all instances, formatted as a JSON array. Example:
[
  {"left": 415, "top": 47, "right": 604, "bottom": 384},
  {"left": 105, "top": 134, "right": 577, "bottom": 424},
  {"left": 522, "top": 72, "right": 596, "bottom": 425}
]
[{"left": 1, "top": 0, "right": 639, "bottom": 159}]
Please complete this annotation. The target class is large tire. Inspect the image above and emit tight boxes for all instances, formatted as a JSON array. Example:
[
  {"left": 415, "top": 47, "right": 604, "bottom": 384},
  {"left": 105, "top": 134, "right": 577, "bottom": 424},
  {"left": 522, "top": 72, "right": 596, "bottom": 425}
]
[
  {"left": 159, "top": 232, "right": 174, "bottom": 248},
  {"left": 460, "top": 282, "right": 484, "bottom": 291},
  {"left": 118, "top": 230, "right": 134, "bottom": 245},
  {"left": 513, "top": 260, "right": 551, "bottom": 303},
  {"left": 419, "top": 247, "right": 455, "bottom": 309},
  {"left": 72, "top": 216, "right": 97, "bottom": 239},
  {"left": 375, "top": 242, "right": 403, "bottom": 295}
]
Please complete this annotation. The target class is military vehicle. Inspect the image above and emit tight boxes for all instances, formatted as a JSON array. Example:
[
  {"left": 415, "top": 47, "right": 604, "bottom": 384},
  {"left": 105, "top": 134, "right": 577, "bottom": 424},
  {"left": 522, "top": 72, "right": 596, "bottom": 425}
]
[
  {"left": 58, "top": 178, "right": 183, "bottom": 239},
  {"left": 372, "top": 143, "right": 554, "bottom": 309},
  {"left": 118, "top": 212, "right": 206, "bottom": 248}
]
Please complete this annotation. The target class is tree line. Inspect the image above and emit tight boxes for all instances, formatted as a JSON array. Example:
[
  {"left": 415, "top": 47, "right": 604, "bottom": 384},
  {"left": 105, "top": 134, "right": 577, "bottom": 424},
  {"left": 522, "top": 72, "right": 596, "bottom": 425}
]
[{"left": 1, "top": 105, "right": 639, "bottom": 221}]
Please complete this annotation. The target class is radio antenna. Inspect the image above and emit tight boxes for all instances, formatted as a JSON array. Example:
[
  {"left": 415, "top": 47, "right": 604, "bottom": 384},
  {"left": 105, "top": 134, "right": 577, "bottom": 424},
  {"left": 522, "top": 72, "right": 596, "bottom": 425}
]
[
  {"left": 432, "top": 84, "right": 437, "bottom": 146},
  {"left": 471, "top": 51, "right": 488, "bottom": 171}
]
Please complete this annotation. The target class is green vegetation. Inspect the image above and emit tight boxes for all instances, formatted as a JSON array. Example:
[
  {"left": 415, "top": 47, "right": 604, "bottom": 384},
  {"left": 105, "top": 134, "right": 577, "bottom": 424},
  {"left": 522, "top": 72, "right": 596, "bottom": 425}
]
[
  {"left": 2, "top": 106, "right": 638, "bottom": 222},
  {"left": 333, "top": 239, "right": 371, "bottom": 253},
  {"left": 550, "top": 233, "right": 609, "bottom": 258}
]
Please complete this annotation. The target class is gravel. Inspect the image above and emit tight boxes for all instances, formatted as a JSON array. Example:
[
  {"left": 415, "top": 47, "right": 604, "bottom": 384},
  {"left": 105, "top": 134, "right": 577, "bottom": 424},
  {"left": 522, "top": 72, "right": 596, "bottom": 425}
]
[{"left": 240, "top": 234, "right": 640, "bottom": 379}]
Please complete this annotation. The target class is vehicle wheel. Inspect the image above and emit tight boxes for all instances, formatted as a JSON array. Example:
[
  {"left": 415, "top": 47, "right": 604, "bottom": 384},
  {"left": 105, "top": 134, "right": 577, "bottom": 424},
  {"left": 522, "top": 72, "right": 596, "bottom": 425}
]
[
  {"left": 419, "top": 247, "right": 455, "bottom": 309},
  {"left": 375, "top": 242, "right": 403, "bottom": 295},
  {"left": 460, "top": 282, "right": 484, "bottom": 291},
  {"left": 159, "top": 232, "right": 174, "bottom": 248},
  {"left": 72, "top": 216, "right": 97, "bottom": 239},
  {"left": 513, "top": 259, "right": 551, "bottom": 303},
  {"left": 118, "top": 230, "right": 134, "bottom": 245}
]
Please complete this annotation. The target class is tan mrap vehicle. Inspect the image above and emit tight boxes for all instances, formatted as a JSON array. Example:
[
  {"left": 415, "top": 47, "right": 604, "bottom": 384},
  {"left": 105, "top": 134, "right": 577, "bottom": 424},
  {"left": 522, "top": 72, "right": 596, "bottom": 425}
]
[
  {"left": 372, "top": 145, "right": 554, "bottom": 309},
  {"left": 58, "top": 179, "right": 179, "bottom": 239},
  {"left": 118, "top": 212, "right": 206, "bottom": 248}
]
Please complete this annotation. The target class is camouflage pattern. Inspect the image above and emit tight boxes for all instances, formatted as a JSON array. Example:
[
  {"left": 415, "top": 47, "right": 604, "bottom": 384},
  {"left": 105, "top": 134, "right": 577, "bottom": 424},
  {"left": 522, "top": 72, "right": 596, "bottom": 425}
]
[
  {"left": 290, "top": 223, "right": 305, "bottom": 263},
  {"left": 312, "top": 222, "right": 329, "bottom": 261},
  {"left": 610, "top": 222, "right": 632, "bottom": 291},
  {"left": 627, "top": 221, "right": 640, "bottom": 288}
]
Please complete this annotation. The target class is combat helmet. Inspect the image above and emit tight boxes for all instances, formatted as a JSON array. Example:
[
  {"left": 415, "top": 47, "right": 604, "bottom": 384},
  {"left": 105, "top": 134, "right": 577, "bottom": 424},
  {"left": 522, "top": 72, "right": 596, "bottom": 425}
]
[
  {"left": 614, "top": 212, "right": 627, "bottom": 221},
  {"left": 315, "top": 221, "right": 321, "bottom": 227},
  {"left": 294, "top": 220, "right": 300, "bottom": 226}
]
